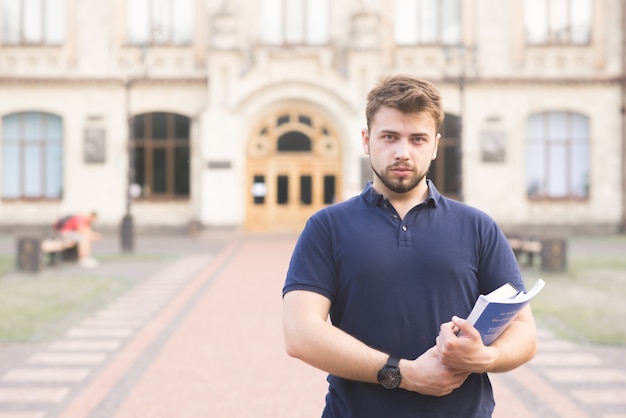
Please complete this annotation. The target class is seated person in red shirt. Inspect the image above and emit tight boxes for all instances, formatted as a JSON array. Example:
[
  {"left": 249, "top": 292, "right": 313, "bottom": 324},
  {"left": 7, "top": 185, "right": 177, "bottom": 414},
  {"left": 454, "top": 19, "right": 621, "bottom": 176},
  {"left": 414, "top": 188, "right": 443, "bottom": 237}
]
[{"left": 57, "top": 212, "right": 102, "bottom": 268}]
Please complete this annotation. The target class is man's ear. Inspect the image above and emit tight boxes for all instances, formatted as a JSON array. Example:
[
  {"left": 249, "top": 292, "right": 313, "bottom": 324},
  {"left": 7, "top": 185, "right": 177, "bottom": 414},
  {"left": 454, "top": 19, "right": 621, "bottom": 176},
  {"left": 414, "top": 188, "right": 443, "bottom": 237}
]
[
  {"left": 361, "top": 128, "right": 370, "bottom": 155},
  {"left": 432, "top": 133, "right": 441, "bottom": 160}
]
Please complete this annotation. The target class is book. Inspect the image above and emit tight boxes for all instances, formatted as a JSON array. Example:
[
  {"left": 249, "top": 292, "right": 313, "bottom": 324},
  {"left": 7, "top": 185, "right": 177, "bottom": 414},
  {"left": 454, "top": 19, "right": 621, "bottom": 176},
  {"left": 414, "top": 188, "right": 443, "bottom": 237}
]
[{"left": 464, "top": 279, "right": 546, "bottom": 345}]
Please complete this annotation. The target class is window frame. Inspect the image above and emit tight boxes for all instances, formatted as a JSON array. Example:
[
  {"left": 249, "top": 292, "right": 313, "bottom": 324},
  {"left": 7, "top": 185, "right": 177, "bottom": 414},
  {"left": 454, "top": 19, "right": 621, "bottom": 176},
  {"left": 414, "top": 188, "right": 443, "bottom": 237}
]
[
  {"left": 524, "top": 0, "right": 592, "bottom": 46},
  {"left": 526, "top": 111, "right": 590, "bottom": 200},
  {"left": 2, "top": 0, "right": 66, "bottom": 45},
  {"left": 2, "top": 111, "right": 64, "bottom": 201},
  {"left": 126, "top": 0, "right": 194, "bottom": 46},
  {"left": 394, "top": 0, "right": 461, "bottom": 46},
  {"left": 131, "top": 112, "right": 191, "bottom": 200},
  {"left": 261, "top": 0, "right": 330, "bottom": 46}
]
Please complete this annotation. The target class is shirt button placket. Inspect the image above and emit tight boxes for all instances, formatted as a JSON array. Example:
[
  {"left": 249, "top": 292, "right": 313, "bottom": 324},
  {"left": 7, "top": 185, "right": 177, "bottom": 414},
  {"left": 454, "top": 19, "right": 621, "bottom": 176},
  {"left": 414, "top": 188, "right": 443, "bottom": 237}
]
[{"left": 398, "top": 224, "right": 411, "bottom": 247}]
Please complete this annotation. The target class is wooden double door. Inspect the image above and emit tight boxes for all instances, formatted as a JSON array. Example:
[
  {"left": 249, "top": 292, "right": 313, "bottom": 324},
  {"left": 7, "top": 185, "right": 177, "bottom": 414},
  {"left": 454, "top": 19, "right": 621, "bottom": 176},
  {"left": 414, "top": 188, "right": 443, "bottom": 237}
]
[{"left": 246, "top": 108, "right": 341, "bottom": 232}]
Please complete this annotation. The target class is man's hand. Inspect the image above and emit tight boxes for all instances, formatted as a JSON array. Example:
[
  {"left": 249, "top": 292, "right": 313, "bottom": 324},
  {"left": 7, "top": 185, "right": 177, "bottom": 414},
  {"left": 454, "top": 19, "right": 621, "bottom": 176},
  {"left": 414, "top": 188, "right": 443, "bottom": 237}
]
[
  {"left": 436, "top": 316, "right": 496, "bottom": 374},
  {"left": 399, "top": 346, "right": 470, "bottom": 397}
]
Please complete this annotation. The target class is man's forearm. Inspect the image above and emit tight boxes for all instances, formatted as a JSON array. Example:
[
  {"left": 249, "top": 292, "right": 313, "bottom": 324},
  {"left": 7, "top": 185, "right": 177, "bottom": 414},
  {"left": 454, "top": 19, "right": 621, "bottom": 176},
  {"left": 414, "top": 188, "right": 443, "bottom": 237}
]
[
  {"left": 284, "top": 311, "right": 387, "bottom": 383},
  {"left": 486, "top": 311, "right": 538, "bottom": 373},
  {"left": 283, "top": 290, "right": 388, "bottom": 383}
]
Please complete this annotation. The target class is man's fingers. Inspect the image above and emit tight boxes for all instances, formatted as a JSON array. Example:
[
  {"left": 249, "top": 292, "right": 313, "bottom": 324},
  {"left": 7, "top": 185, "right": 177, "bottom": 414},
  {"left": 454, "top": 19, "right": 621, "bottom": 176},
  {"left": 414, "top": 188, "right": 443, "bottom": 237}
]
[{"left": 451, "top": 316, "right": 478, "bottom": 338}]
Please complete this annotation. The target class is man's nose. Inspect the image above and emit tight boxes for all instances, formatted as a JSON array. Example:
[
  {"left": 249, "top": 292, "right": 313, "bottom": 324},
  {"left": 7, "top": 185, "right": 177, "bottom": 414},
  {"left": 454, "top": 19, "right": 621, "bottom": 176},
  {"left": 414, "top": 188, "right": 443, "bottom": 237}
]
[{"left": 394, "top": 139, "right": 410, "bottom": 159}]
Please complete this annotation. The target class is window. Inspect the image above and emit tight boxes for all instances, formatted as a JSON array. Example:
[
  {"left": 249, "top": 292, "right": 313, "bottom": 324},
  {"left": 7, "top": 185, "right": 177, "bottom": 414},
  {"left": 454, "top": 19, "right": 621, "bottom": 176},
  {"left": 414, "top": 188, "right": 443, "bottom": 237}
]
[
  {"left": 524, "top": 0, "right": 591, "bottom": 45},
  {"left": 252, "top": 175, "right": 266, "bottom": 204},
  {"left": 300, "top": 175, "right": 312, "bottom": 204},
  {"left": 2, "top": 0, "right": 66, "bottom": 45},
  {"left": 261, "top": 0, "right": 329, "bottom": 45},
  {"left": 132, "top": 112, "right": 190, "bottom": 198},
  {"left": 277, "top": 131, "right": 311, "bottom": 152},
  {"left": 2, "top": 112, "right": 63, "bottom": 199},
  {"left": 127, "top": 0, "right": 194, "bottom": 45},
  {"left": 526, "top": 112, "right": 589, "bottom": 199},
  {"left": 277, "top": 175, "right": 288, "bottom": 204},
  {"left": 394, "top": 0, "right": 460, "bottom": 45},
  {"left": 323, "top": 175, "right": 335, "bottom": 204}
]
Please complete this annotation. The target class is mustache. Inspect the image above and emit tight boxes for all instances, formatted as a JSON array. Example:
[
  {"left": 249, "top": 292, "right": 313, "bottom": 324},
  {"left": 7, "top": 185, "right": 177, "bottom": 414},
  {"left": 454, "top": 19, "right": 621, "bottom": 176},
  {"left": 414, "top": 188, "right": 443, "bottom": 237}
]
[{"left": 388, "top": 162, "right": 414, "bottom": 170}]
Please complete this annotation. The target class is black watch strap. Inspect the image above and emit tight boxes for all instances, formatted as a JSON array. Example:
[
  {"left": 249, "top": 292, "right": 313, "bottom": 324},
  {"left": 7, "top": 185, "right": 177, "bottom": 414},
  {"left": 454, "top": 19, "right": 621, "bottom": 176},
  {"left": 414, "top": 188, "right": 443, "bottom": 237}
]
[{"left": 386, "top": 355, "right": 400, "bottom": 368}]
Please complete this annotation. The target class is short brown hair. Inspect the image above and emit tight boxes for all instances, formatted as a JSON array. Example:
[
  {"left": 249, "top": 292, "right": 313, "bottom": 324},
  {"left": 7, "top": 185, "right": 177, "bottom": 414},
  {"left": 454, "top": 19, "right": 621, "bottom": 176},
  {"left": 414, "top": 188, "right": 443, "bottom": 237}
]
[{"left": 365, "top": 75, "right": 444, "bottom": 132}]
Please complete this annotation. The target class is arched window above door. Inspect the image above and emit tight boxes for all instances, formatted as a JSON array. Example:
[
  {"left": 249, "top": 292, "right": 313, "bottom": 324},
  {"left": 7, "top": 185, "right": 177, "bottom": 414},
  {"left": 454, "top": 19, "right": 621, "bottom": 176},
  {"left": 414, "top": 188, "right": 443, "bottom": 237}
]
[
  {"left": 277, "top": 131, "right": 311, "bottom": 152},
  {"left": 249, "top": 109, "right": 339, "bottom": 157}
]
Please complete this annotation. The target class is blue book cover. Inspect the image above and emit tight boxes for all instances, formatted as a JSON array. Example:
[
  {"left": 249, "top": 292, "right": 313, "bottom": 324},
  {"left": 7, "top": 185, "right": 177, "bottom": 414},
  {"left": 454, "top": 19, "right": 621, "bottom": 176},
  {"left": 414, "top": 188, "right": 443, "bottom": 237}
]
[{"left": 466, "top": 279, "right": 545, "bottom": 345}]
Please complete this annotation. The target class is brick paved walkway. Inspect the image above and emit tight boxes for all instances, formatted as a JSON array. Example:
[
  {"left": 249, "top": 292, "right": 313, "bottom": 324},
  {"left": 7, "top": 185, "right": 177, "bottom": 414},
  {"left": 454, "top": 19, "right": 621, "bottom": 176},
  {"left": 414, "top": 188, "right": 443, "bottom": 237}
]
[{"left": 0, "top": 233, "right": 625, "bottom": 417}]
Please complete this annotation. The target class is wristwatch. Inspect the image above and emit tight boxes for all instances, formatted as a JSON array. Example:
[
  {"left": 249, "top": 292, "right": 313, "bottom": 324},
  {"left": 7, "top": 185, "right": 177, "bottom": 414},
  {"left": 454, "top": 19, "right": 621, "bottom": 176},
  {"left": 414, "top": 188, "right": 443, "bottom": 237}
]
[{"left": 377, "top": 355, "right": 401, "bottom": 389}]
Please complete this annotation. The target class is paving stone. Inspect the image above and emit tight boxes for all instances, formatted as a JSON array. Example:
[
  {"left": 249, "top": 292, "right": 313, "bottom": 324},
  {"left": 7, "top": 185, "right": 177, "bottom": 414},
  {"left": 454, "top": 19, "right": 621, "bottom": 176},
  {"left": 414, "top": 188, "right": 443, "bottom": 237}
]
[
  {"left": 0, "top": 412, "right": 45, "bottom": 418},
  {"left": 28, "top": 353, "right": 107, "bottom": 366},
  {"left": 0, "top": 387, "right": 69, "bottom": 403},
  {"left": 543, "top": 368, "right": 626, "bottom": 383},
  {"left": 64, "top": 328, "right": 132, "bottom": 338},
  {"left": 531, "top": 352, "right": 603, "bottom": 366},
  {"left": 93, "top": 311, "right": 150, "bottom": 320},
  {"left": 47, "top": 340, "right": 121, "bottom": 352},
  {"left": 2, "top": 368, "right": 90, "bottom": 383},
  {"left": 79, "top": 319, "right": 142, "bottom": 328},
  {"left": 508, "top": 365, "right": 593, "bottom": 418},
  {"left": 572, "top": 389, "right": 626, "bottom": 405},
  {"left": 537, "top": 339, "right": 578, "bottom": 351}
]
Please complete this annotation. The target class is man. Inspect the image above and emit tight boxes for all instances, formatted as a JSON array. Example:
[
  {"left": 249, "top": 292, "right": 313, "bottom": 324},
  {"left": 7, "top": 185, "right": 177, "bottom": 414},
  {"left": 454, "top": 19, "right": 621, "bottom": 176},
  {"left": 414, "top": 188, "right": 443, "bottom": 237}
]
[
  {"left": 57, "top": 212, "right": 101, "bottom": 268},
  {"left": 282, "top": 75, "right": 537, "bottom": 417}
]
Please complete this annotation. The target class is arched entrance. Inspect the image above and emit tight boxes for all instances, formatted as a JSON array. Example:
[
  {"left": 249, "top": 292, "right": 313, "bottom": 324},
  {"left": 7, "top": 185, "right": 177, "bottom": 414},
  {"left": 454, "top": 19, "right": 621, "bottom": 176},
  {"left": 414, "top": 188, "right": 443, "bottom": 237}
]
[{"left": 246, "top": 107, "right": 341, "bottom": 232}]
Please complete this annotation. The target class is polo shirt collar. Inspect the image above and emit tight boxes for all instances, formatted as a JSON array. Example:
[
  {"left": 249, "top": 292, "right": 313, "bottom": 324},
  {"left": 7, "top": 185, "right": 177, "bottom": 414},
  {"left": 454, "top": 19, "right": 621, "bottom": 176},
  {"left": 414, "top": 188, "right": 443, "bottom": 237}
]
[{"left": 361, "top": 180, "right": 440, "bottom": 208}]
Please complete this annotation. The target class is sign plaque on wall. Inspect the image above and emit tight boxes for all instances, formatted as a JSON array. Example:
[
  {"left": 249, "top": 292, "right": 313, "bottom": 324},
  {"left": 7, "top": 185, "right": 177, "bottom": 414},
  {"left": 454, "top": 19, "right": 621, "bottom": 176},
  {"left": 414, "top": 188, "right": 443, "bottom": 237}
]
[
  {"left": 480, "top": 130, "right": 506, "bottom": 163},
  {"left": 84, "top": 128, "right": 106, "bottom": 163}
]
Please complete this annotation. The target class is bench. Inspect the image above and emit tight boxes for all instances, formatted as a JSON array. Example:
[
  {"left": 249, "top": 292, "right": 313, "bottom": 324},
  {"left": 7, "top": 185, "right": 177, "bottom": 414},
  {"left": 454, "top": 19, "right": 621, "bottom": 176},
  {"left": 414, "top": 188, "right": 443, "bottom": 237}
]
[
  {"left": 507, "top": 237, "right": 543, "bottom": 267},
  {"left": 41, "top": 237, "right": 79, "bottom": 265},
  {"left": 507, "top": 236, "right": 567, "bottom": 272},
  {"left": 16, "top": 236, "right": 79, "bottom": 272}
]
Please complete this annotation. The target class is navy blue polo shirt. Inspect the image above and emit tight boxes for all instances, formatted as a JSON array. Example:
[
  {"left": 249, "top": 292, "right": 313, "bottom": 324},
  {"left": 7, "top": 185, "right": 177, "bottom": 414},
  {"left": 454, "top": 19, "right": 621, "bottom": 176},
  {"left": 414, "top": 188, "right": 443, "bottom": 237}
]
[{"left": 283, "top": 181, "right": 524, "bottom": 418}]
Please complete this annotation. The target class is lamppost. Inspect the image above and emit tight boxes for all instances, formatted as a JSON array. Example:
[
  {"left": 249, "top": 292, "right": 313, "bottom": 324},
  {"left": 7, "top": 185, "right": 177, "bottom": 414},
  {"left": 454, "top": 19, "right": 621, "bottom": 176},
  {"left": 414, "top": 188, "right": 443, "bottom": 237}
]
[
  {"left": 622, "top": 3, "right": 626, "bottom": 233},
  {"left": 121, "top": 78, "right": 135, "bottom": 253},
  {"left": 120, "top": 43, "right": 149, "bottom": 253},
  {"left": 444, "top": 43, "right": 477, "bottom": 202}
]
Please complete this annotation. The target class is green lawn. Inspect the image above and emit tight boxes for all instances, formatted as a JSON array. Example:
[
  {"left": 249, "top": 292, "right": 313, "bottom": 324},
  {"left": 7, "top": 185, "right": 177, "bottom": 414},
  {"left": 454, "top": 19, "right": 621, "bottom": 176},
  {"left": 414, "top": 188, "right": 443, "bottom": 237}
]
[
  {"left": 0, "top": 254, "right": 148, "bottom": 342},
  {"left": 0, "top": 255, "right": 13, "bottom": 277},
  {"left": 0, "top": 273, "right": 135, "bottom": 341},
  {"left": 528, "top": 252, "right": 626, "bottom": 345}
]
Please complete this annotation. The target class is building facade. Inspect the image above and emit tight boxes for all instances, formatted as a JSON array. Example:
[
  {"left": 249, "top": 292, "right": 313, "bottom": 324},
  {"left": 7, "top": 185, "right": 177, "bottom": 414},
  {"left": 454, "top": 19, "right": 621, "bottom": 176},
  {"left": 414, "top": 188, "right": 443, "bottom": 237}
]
[{"left": 1, "top": 0, "right": 624, "bottom": 235}]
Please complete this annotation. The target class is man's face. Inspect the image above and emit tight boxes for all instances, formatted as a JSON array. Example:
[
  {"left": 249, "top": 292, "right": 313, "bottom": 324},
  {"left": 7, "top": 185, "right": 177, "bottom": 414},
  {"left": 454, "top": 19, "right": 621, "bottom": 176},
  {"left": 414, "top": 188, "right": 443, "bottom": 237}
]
[{"left": 362, "top": 106, "right": 440, "bottom": 195}]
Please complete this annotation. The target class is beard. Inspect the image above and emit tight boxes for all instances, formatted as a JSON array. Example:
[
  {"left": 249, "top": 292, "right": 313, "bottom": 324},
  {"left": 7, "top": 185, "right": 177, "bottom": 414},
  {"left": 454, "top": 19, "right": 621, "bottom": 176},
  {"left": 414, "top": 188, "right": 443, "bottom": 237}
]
[{"left": 370, "top": 160, "right": 429, "bottom": 194}]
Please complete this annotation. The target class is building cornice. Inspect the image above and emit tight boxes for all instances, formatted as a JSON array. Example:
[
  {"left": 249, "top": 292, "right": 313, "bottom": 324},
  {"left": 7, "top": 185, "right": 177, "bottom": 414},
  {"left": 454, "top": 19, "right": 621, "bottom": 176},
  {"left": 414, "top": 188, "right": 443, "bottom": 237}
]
[
  {"left": 0, "top": 77, "right": 208, "bottom": 86},
  {"left": 438, "top": 76, "right": 624, "bottom": 86}
]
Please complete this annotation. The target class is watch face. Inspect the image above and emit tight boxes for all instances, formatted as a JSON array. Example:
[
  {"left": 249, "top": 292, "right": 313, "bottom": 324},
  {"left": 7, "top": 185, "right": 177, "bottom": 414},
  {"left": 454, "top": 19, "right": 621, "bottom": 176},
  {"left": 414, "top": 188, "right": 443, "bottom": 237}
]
[{"left": 377, "top": 367, "right": 401, "bottom": 389}]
